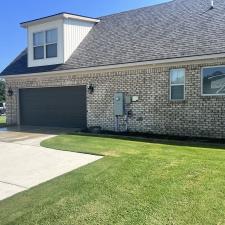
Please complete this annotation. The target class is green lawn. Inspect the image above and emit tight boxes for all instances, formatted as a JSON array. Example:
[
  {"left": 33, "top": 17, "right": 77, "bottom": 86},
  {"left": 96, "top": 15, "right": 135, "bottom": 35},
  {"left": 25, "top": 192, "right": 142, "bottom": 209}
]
[
  {"left": 1, "top": 134, "right": 225, "bottom": 225},
  {"left": 0, "top": 115, "right": 6, "bottom": 124}
]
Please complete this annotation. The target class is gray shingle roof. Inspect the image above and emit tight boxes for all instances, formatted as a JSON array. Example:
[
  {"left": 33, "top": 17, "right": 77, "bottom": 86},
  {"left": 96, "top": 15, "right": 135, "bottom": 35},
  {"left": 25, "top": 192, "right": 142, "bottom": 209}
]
[{"left": 2, "top": 0, "right": 225, "bottom": 76}]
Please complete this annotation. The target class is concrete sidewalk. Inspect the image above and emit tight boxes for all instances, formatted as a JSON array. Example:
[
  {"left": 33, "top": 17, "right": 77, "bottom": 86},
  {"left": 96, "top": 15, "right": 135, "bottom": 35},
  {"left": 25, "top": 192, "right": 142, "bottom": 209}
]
[{"left": 0, "top": 128, "right": 102, "bottom": 200}]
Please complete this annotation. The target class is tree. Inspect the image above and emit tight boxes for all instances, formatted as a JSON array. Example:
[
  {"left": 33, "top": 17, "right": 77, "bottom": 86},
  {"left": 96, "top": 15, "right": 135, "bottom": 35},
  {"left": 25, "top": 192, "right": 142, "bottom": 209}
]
[{"left": 0, "top": 79, "right": 5, "bottom": 103}]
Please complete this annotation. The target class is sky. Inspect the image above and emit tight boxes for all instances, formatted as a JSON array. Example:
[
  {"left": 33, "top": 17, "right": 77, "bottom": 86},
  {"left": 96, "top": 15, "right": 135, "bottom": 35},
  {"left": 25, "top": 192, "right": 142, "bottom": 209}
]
[{"left": 0, "top": 0, "right": 170, "bottom": 72}]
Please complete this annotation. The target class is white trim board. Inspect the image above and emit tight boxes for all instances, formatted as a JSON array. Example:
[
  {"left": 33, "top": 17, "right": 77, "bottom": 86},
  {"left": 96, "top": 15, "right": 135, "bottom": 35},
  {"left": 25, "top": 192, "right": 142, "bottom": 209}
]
[
  {"left": 21, "top": 13, "right": 100, "bottom": 28},
  {"left": 2, "top": 53, "right": 225, "bottom": 79}
]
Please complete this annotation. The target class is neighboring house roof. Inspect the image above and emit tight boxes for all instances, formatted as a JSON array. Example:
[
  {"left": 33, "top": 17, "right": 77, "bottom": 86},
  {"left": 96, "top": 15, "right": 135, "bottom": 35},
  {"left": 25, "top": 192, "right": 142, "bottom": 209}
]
[{"left": 2, "top": 0, "right": 225, "bottom": 76}]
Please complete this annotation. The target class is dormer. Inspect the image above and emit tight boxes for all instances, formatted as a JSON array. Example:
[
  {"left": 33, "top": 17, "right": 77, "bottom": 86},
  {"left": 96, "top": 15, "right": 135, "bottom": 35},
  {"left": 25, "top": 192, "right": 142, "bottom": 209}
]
[{"left": 21, "top": 13, "right": 100, "bottom": 68}]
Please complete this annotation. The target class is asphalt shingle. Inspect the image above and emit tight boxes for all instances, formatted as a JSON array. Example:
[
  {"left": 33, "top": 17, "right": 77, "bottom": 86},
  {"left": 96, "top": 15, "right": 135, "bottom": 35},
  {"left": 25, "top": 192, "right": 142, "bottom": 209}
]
[{"left": 2, "top": 0, "right": 225, "bottom": 76}]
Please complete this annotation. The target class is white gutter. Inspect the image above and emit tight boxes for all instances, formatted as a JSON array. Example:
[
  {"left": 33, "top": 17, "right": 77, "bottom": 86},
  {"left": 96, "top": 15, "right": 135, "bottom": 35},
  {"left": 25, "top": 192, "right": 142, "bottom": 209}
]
[
  {"left": 2, "top": 53, "right": 225, "bottom": 79},
  {"left": 63, "top": 13, "right": 100, "bottom": 23}
]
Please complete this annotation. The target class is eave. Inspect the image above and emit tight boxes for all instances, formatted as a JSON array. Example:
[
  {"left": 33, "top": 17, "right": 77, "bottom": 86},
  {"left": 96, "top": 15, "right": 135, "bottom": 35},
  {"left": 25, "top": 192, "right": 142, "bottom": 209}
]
[
  {"left": 2, "top": 53, "right": 225, "bottom": 79},
  {"left": 20, "top": 12, "right": 100, "bottom": 28}
]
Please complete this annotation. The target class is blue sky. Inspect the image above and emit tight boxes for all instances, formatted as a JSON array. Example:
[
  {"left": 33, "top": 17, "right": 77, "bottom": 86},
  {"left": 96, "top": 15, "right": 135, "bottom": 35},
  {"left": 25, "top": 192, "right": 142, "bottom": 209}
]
[{"left": 0, "top": 0, "right": 170, "bottom": 72}]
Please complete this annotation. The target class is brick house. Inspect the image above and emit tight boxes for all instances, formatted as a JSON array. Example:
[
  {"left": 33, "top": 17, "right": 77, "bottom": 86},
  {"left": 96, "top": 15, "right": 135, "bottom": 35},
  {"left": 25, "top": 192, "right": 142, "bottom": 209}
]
[{"left": 1, "top": 0, "right": 225, "bottom": 138}]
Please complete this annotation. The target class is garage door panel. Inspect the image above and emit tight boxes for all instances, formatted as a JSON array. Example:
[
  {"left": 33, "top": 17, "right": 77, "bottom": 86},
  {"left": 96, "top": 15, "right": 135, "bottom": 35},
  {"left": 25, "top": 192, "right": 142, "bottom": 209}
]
[{"left": 19, "top": 86, "right": 87, "bottom": 128}]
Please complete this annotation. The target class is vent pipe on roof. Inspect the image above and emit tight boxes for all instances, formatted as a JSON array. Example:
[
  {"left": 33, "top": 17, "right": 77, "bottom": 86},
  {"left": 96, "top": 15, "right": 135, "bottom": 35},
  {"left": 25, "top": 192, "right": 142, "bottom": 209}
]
[{"left": 210, "top": 0, "right": 214, "bottom": 9}]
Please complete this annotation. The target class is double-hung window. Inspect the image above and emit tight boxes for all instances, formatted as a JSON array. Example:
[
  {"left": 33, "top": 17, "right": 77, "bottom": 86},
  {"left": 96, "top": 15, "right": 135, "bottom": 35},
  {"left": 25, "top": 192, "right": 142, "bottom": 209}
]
[
  {"left": 46, "top": 29, "right": 58, "bottom": 58},
  {"left": 33, "top": 32, "right": 45, "bottom": 60},
  {"left": 170, "top": 69, "right": 185, "bottom": 100},
  {"left": 33, "top": 29, "right": 58, "bottom": 60}
]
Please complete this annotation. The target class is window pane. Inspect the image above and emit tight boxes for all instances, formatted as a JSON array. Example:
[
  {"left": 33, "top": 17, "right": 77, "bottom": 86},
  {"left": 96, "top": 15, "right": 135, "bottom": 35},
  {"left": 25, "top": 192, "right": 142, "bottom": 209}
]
[
  {"left": 171, "top": 69, "right": 185, "bottom": 85},
  {"left": 33, "top": 32, "right": 44, "bottom": 46},
  {"left": 202, "top": 67, "right": 225, "bottom": 95},
  {"left": 46, "top": 29, "right": 57, "bottom": 44},
  {"left": 46, "top": 44, "right": 57, "bottom": 58},
  {"left": 34, "top": 46, "right": 44, "bottom": 59},
  {"left": 171, "top": 85, "right": 184, "bottom": 100}
]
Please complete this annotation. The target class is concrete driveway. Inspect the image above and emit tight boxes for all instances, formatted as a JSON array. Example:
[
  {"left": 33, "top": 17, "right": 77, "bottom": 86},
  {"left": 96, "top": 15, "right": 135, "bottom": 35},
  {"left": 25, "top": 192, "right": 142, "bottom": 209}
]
[{"left": 0, "top": 127, "right": 102, "bottom": 201}]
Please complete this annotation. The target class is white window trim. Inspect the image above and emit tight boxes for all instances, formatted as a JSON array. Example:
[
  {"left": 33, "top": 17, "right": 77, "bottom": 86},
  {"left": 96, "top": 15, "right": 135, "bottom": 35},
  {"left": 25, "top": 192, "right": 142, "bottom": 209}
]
[
  {"left": 33, "top": 28, "right": 58, "bottom": 60},
  {"left": 170, "top": 68, "right": 185, "bottom": 101},
  {"left": 201, "top": 65, "right": 225, "bottom": 96}
]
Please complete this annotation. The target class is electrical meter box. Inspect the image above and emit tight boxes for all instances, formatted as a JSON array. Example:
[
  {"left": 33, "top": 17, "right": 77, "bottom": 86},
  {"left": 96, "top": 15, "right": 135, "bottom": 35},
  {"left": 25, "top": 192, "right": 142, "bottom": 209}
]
[{"left": 114, "top": 92, "right": 125, "bottom": 116}]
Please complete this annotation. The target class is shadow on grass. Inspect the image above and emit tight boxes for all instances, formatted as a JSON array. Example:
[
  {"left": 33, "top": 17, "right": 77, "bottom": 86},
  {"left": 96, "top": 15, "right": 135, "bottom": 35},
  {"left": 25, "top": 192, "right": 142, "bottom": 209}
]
[
  {"left": 0, "top": 123, "right": 6, "bottom": 128},
  {"left": 66, "top": 132, "right": 225, "bottom": 151},
  {"left": 2, "top": 125, "right": 225, "bottom": 151}
]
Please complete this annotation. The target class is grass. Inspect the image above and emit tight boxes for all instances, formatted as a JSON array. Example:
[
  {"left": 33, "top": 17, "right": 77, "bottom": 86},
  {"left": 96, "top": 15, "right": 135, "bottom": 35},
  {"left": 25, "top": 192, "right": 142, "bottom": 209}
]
[
  {"left": 0, "top": 115, "right": 6, "bottom": 125},
  {"left": 1, "top": 134, "right": 225, "bottom": 224}
]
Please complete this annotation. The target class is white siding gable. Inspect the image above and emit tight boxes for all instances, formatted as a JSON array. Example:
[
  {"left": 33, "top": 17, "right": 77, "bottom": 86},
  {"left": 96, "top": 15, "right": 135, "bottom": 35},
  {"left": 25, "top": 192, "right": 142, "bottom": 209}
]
[{"left": 64, "top": 19, "right": 94, "bottom": 62}]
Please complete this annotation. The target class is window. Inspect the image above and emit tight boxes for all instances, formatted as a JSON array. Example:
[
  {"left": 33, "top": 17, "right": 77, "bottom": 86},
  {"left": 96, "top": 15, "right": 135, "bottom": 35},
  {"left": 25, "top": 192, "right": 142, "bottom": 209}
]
[
  {"left": 33, "top": 29, "right": 57, "bottom": 60},
  {"left": 170, "top": 69, "right": 185, "bottom": 100},
  {"left": 202, "top": 66, "right": 225, "bottom": 95},
  {"left": 46, "top": 29, "right": 57, "bottom": 58},
  {"left": 33, "top": 32, "right": 44, "bottom": 59}
]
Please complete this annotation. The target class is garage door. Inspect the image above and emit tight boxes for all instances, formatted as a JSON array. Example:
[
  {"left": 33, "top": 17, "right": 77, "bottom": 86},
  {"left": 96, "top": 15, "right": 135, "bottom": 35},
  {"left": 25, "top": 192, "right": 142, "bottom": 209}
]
[{"left": 19, "top": 86, "right": 87, "bottom": 128}]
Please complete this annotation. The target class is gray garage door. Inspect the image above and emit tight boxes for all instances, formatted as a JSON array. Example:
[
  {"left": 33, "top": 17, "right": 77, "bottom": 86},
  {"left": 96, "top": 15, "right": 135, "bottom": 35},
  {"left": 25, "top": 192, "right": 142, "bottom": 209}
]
[{"left": 19, "top": 86, "right": 87, "bottom": 128}]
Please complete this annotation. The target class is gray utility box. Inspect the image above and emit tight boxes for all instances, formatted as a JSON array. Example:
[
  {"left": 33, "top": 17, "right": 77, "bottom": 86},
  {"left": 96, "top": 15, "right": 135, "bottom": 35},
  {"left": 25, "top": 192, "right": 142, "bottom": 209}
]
[{"left": 114, "top": 92, "right": 125, "bottom": 116}]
